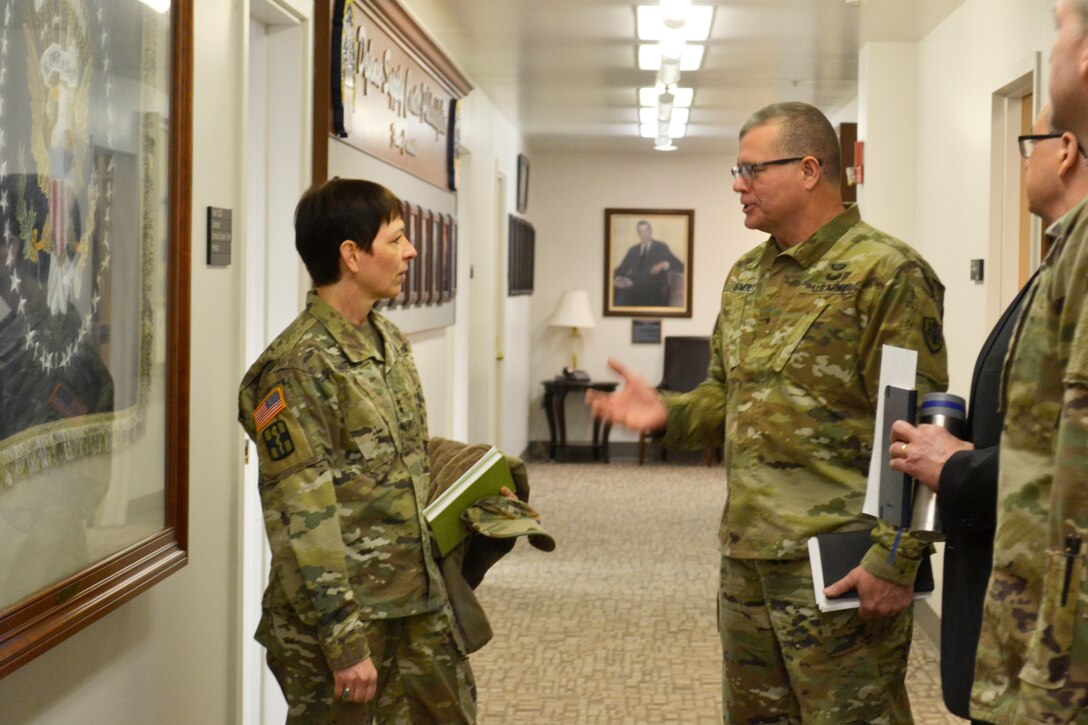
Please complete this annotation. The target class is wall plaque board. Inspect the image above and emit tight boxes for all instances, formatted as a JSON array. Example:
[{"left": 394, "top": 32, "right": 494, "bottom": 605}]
[{"left": 320, "top": 0, "right": 472, "bottom": 190}]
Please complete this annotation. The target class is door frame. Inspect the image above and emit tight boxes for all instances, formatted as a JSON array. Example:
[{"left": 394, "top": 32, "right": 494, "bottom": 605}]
[
  {"left": 241, "top": 1, "right": 313, "bottom": 722},
  {"left": 987, "top": 53, "right": 1041, "bottom": 327}
]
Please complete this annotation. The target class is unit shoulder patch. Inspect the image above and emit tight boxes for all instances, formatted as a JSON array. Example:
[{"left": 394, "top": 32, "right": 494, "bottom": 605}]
[
  {"left": 262, "top": 420, "right": 296, "bottom": 461},
  {"left": 923, "top": 317, "right": 944, "bottom": 354}
]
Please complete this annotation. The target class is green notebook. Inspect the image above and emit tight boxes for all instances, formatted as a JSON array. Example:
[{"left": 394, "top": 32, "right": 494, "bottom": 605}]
[{"left": 424, "top": 447, "right": 513, "bottom": 556}]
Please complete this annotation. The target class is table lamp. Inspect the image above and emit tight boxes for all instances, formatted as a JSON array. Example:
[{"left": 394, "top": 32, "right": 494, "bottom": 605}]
[{"left": 549, "top": 289, "right": 595, "bottom": 379}]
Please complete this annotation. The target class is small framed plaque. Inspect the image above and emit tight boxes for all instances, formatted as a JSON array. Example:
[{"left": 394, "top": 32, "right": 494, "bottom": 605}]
[
  {"left": 632, "top": 319, "right": 662, "bottom": 344},
  {"left": 207, "top": 207, "right": 233, "bottom": 267}
]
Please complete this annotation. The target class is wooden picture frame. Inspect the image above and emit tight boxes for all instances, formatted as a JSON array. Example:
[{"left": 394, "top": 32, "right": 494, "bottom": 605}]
[
  {"left": 409, "top": 204, "right": 423, "bottom": 306},
  {"left": 430, "top": 211, "right": 443, "bottom": 305},
  {"left": 516, "top": 153, "right": 530, "bottom": 214},
  {"left": 393, "top": 200, "right": 411, "bottom": 309},
  {"left": 439, "top": 214, "right": 452, "bottom": 303},
  {"left": 449, "top": 218, "right": 458, "bottom": 301},
  {"left": 603, "top": 208, "right": 693, "bottom": 318},
  {"left": 420, "top": 209, "right": 434, "bottom": 305},
  {"left": 508, "top": 215, "right": 535, "bottom": 296},
  {"left": 0, "top": 0, "right": 192, "bottom": 677}
]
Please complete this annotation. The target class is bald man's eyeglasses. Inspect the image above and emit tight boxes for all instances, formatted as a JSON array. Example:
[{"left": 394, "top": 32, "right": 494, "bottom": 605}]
[
  {"left": 1018, "top": 133, "right": 1062, "bottom": 159},
  {"left": 730, "top": 157, "right": 821, "bottom": 182}
]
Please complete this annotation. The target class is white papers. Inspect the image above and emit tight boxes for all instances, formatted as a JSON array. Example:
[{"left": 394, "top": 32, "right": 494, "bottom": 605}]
[
  {"left": 863, "top": 345, "right": 917, "bottom": 517},
  {"left": 808, "top": 536, "right": 861, "bottom": 612}
]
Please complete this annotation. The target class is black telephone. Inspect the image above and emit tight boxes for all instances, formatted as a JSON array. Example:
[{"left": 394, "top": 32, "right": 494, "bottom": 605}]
[{"left": 561, "top": 367, "right": 590, "bottom": 382}]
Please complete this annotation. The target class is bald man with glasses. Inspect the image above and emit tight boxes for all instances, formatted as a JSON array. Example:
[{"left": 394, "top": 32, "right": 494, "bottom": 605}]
[
  {"left": 968, "top": 0, "right": 1088, "bottom": 719},
  {"left": 587, "top": 101, "right": 948, "bottom": 723},
  {"left": 886, "top": 103, "right": 1088, "bottom": 724}
]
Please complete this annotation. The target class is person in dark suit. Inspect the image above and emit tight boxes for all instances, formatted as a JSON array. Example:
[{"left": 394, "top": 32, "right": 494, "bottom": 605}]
[
  {"left": 612, "top": 220, "right": 684, "bottom": 306},
  {"left": 888, "top": 103, "right": 1088, "bottom": 723}
]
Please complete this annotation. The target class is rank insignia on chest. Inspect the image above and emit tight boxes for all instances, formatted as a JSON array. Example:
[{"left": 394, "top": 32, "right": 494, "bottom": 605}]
[{"left": 253, "top": 386, "right": 286, "bottom": 432}]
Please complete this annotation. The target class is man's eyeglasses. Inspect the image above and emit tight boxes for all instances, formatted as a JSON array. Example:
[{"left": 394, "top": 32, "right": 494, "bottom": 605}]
[
  {"left": 1018, "top": 133, "right": 1062, "bottom": 159},
  {"left": 730, "top": 157, "right": 821, "bottom": 182}
]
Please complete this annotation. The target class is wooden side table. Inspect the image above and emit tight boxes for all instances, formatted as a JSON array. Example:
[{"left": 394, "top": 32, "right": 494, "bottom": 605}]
[{"left": 542, "top": 378, "right": 618, "bottom": 462}]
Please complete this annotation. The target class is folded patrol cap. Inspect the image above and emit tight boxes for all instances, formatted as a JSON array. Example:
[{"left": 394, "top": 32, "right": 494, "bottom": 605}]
[{"left": 461, "top": 496, "right": 556, "bottom": 552}]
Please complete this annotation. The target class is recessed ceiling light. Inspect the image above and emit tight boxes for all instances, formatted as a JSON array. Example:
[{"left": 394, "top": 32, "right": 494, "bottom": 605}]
[
  {"left": 638, "top": 44, "right": 705, "bottom": 71},
  {"left": 636, "top": 6, "right": 714, "bottom": 42}
]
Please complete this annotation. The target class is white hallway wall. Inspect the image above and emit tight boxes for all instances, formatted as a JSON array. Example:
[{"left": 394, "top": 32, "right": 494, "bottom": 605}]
[
  {"left": 403, "top": 1, "right": 533, "bottom": 456},
  {"left": 853, "top": 0, "right": 1055, "bottom": 623},
  {"left": 911, "top": 0, "right": 1054, "bottom": 400},
  {"left": 528, "top": 151, "right": 765, "bottom": 446}
]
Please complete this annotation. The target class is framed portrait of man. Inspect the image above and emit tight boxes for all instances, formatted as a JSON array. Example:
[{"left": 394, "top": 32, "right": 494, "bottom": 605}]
[{"left": 604, "top": 208, "right": 693, "bottom": 318}]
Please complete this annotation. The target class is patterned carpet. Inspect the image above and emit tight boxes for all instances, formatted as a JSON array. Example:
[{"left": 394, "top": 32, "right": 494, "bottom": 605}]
[{"left": 471, "top": 462, "right": 964, "bottom": 723}]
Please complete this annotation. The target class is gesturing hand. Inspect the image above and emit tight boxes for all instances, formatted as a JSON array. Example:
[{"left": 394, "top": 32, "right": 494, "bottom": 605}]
[{"left": 584, "top": 358, "right": 668, "bottom": 433}]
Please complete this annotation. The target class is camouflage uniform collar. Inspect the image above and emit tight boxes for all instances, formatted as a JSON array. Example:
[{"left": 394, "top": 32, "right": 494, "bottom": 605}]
[
  {"left": 1046, "top": 194, "right": 1088, "bottom": 263},
  {"left": 768, "top": 204, "right": 861, "bottom": 269},
  {"left": 304, "top": 290, "right": 399, "bottom": 366}
]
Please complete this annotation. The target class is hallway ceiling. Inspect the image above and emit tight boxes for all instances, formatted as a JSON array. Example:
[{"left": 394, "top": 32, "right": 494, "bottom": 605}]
[{"left": 410, "top": 0, "right": 966, "bottom": 155}]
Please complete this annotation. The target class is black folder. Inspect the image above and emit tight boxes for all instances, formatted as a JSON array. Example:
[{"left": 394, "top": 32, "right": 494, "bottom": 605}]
[
  {"left": 878, "top": 385, "right": 917, "bottom": 528},
  {"left": 808, "top": 529, "right": 934, "bottom": 612}
]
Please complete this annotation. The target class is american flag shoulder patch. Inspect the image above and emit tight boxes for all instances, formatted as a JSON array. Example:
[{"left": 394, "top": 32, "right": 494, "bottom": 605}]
[{"left": 253, "top": 386, "right": 286, "bottom": 432}]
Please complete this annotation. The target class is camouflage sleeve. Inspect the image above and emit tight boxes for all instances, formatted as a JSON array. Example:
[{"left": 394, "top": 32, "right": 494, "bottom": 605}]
[
  {"left": 1018, "top": 309, "right": 1088, "bottom": 715},
  {"left": 661, "top": 310, "right": 727, "bottom": 449},
  {"left": 256, "top": 368, "right": 370, "bottom": 671},
  {"left": 858, "top": 261, "right": 949, "bottom": 583},
  {"left": 857, "top": 261, "right": 949, "bottom": 406}
]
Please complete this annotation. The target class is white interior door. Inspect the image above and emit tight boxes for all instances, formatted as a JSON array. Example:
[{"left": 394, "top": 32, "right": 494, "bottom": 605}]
[
  {"left": 244, "top": 17, "right": 283, "bottom": 725},
  {"left": 244, "top": 1, "right": 312, "bottom": 722}
]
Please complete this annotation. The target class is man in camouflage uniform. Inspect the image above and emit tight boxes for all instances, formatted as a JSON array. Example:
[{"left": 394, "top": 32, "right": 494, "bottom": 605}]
[
  {"left": 970, "top": 1, "right": 1088, "bottom": 721},
  {"left": 587, "top": 102, "right": 948, "bottom": 723},
  {"left": 238, "top": 179, "right": 474, "bottom": 723}
]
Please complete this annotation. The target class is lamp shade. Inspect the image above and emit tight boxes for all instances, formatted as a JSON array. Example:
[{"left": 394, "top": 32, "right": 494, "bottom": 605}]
[{"left": 549, "top": 289, "right": 596, "bottom": 329}]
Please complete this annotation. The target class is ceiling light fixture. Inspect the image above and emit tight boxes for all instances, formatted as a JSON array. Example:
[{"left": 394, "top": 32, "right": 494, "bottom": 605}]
[
  {"left": 640, "top": 107, "right": 689, "bottom": 126},
  {"left": 660, "top": 27, "right": 685, "bottom": 63},
  {"left": 640, "top": 111, "right": 689, "bottom": 139},
  {"left": 657, "top": 91, "right": 675, "bottom": 122},
  {"left": 657, "top": 59, "right": 681, "bottom": 87},
  {"left": 636, "top": 6, "right": 714, "bottom": 41},
  {"left": 639, "top": 86, "right": 693, "bottom": 108},
  {"left": 638, "top": 44, "right": 705, "bottom": 71},
  {"left": 661, "top": 0, "right": 692, "bottom": 28},
  {"left": 636, "top": 2, "right": 710, "bottom": 150}
]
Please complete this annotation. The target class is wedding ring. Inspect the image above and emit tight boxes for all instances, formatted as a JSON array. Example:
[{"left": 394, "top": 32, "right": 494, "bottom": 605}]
[
  {"left": 341, "top": 687, "right": 352, "bottom": 702},
  {"left": 899, "top": 442, "right": 908, "bottom": 458}
]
